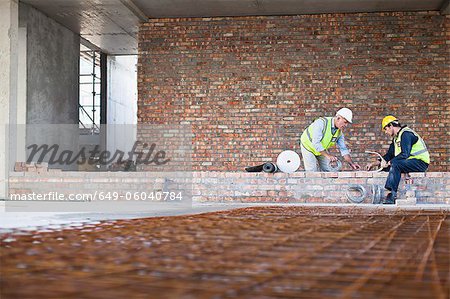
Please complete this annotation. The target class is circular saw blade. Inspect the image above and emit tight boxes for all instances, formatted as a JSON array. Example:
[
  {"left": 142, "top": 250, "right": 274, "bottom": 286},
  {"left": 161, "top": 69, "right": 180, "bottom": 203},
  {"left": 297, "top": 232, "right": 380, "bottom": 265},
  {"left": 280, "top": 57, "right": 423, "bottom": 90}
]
[{"left": 276, "top": 150, "right": 301, "bottom": 173}]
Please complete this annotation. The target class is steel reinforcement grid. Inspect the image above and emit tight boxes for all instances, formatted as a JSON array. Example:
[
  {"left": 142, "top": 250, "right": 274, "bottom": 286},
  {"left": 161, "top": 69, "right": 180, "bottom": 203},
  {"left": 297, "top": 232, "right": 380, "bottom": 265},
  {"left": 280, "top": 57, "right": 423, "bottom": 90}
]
[{"left": 1, "top": 206, "right": 449, "bottom": 298}]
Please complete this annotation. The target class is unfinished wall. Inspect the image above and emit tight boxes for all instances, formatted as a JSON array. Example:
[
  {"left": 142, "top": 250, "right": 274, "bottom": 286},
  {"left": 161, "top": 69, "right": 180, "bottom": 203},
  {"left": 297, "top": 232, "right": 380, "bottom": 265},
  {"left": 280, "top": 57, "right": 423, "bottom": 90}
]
[
  {"left": 16, "top": 4, "right": 80, "bottom": 170},
  {"left": 107, "top": 55, "right": 138, "bottom": 126},
  {"left": 19, "top": 3, "right": 79, "bottom": 125},
  {"left": 0, "top": 0, "right": 18, "bottom": 197},
  {"left": 138, "top": 12, "right": 449, "bottom": 172},
  {"left": 8, "top": 171, "right": 450, "bottom": 204},
  {"left": 106, "top": 55, "right": 138, "bottom": 157}
]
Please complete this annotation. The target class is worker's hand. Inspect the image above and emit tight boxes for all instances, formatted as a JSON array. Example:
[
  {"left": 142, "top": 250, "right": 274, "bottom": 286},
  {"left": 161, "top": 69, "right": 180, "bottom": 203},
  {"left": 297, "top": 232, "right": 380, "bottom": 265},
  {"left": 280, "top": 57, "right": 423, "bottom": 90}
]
[
  {"left": 349, "top": 162, "right": 361, "bottom": 170},
  {"left": 365, "top": 161, "right": 379, "bottom": 171},
  {"left": 326, "top": 154, "right": 338, "bottom": 162},
  {"left": 380, "top": 158, "right": 389, "bottom": 169}
]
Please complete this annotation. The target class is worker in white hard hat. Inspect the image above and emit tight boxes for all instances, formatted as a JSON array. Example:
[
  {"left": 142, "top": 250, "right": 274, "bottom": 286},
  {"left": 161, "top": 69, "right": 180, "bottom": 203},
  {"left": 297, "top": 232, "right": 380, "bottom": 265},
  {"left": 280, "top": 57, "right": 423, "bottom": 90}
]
[
  {"left": 366, "top": 115, "right": 430, "bottom": 204},
  {"left": 300, "top": 108, "right": 361, "bottom": 172}
]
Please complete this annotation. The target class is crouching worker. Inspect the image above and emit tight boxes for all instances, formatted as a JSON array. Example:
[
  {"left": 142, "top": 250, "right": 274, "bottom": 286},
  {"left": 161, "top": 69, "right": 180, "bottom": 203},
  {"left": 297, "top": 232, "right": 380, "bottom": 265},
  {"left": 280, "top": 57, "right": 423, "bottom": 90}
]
[
  {"left": 300, "top": 108, "right": 361, "bottom": 172},
  {"left": 366, "top": 115, "right": 430, "bottom": 204}
]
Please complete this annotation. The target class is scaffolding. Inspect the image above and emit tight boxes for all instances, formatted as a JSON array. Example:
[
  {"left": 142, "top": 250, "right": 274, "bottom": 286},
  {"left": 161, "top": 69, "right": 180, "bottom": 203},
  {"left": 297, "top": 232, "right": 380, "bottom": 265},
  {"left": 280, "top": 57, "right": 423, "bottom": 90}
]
[{"left": 79, "top": 49, "right": 101, "bottom": 134}]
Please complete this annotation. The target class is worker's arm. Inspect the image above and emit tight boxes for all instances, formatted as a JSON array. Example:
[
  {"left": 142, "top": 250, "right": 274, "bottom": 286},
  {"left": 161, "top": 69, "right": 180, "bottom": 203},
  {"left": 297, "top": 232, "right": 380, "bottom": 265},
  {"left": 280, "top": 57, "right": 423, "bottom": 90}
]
[
  {"left": 388, "top": 131, "right": 418, "bottom": 165},
  {"left": 366, "top": 143, "right": 395, "bottom": 170},
  {"left": 336, "top": 135, "right": 360, "bottom": 170},
  {"left": 342, "top": 154, "right": 361, "bottom": 170},
  {"left": 382, "top": 143, "right": 395, "bottom": 162}
]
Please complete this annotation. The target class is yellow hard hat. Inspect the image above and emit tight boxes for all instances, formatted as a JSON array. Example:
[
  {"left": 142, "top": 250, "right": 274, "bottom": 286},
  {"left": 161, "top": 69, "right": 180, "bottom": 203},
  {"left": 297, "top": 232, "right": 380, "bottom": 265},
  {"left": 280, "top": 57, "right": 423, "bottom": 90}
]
[{"left": 381, "top": 115, "right": 398, "bottom": 130}]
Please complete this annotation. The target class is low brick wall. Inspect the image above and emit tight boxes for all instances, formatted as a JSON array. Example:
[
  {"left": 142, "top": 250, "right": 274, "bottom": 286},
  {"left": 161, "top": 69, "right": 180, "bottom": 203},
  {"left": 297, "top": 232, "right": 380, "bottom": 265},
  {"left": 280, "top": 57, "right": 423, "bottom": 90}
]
[
  {"left": 192, "top": 172, "right": 449, "bottom": 204},
  {"left": 7, "top": 171, "right": 450, "bottom": 204}
]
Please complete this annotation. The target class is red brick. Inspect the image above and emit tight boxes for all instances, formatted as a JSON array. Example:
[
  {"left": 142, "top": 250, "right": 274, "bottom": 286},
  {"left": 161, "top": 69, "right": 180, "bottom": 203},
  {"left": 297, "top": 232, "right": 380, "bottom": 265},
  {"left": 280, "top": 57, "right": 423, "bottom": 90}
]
[{"left": 138, "top": 12, "right": 448, "bottom": 172}]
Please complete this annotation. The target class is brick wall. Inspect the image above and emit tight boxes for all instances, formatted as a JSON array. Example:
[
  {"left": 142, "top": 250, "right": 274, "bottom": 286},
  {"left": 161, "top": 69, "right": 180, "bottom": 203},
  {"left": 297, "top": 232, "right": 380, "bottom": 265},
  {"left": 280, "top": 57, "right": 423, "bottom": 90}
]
[
  {"left": 138, "top": 12, "right": 449, "bottom": 171},
  {"left": 191, "top": 172, "right": 450, "bottom": 204},
  {"left": 8, "top": 172, "right": 450, "bottom": 204}
]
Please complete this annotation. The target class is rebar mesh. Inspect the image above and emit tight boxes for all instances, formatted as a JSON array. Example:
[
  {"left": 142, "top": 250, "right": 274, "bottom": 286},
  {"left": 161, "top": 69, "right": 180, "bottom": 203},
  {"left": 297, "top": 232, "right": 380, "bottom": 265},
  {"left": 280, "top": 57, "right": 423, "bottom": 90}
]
[{"left": 1, "top": 207, "right": 449, "bottom": 298}]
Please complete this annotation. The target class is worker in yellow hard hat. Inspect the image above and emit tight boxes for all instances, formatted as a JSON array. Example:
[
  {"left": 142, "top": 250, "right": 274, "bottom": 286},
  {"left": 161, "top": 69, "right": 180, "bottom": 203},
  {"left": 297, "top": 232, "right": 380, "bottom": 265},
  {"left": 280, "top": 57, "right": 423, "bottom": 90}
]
[
  {"left": 300, "top": 108, "right": 361, "bottom": 172},
  {"left": 366, "top": 115, "right": 430, "bottom": 204}
]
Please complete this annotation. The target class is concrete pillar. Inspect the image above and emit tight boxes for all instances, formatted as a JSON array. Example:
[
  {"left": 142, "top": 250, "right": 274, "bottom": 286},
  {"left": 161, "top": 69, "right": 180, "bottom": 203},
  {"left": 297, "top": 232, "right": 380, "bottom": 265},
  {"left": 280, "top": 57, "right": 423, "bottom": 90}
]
[
  {"left": 0, "top": 0, "right": 18, "bottom": 198},
  {"left": 16, "top": 27, "right": 27, "bottom": 162}
]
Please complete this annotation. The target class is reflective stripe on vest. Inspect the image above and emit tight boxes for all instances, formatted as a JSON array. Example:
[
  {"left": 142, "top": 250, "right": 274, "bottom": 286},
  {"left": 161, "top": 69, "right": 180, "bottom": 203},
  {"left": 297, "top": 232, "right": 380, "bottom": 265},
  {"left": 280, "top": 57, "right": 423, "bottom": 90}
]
[
  {"left": 394, "top": 127, "right": 430, "bottom": 164},
  {"left": 300, "top": 117, "right": 341, "bottom": 156}
]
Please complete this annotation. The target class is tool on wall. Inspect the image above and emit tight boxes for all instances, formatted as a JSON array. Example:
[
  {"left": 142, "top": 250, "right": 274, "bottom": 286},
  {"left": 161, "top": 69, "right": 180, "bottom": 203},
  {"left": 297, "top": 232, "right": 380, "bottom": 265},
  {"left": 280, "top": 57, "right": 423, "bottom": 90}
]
[
  {"left": 346, "top": 184, "right": 367, "bottom": 203},
  {"left": 245, "top": 150, "right": 301, "bottom": 174},
  {"left": 372, "top": 184, "right": 384, "bottom": 204},
  {"left": 328, "top": 159, "right": 343, "bottom": 172},
  {"left": 365, "top": 151, "right": 386, "bottom": 172},
  {"left": 346, "top": 184, "right": 385, "bottom": 204},
  {"left": 276, "top": 150, "right": 301, "bottom": 173},
  {"left": 262, "top": 162, "right": 278, "bottom": 173}
]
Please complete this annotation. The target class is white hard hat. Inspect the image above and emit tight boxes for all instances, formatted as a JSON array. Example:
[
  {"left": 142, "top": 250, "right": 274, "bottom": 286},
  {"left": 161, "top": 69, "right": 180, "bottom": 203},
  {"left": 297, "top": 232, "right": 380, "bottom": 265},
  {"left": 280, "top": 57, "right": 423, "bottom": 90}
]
[{"left": 336, "top": 108, "right": 353, "bottom": 123}]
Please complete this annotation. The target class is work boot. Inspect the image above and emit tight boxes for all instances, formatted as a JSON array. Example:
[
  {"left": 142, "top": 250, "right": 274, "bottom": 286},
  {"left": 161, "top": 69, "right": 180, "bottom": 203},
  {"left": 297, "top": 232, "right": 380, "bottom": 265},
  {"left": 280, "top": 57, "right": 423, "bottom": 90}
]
[{"left": 383, "top": 192, "right": 397, "bottom": 204}]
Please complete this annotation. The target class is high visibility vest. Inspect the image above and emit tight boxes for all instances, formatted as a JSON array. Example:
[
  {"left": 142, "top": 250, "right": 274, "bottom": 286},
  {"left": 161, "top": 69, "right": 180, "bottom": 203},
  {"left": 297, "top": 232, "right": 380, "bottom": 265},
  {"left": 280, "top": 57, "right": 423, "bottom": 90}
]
[
  {"left": 300, "top": 117, "right": 342, "bottom": 156},
  {"left": 394, "top": 127, "right": 430, "bottom": 164}
]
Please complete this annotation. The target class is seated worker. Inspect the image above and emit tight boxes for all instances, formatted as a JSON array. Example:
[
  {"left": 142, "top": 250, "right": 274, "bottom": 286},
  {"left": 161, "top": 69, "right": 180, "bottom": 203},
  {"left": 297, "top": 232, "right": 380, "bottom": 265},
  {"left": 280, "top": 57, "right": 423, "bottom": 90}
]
[
  {"left": 366, "top": 115, "right": 430, "bottom": 204},
  {"left": 300, "top": 108, "right": 361, "bottom": 172}
]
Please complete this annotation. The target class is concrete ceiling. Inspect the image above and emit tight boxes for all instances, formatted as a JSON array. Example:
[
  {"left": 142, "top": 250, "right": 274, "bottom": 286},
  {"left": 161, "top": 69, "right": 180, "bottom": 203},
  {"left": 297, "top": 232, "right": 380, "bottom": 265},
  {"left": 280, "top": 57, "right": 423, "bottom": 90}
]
[{"left": 21, "top": 0, "right": 450, "bottom": 55}]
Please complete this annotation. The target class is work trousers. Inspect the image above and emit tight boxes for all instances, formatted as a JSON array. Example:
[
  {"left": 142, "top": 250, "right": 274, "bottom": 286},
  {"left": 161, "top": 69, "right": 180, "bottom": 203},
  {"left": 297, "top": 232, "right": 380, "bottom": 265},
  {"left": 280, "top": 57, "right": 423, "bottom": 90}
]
[
  {"left": 300, "top": 144, "right": 334, "bottom": 172},
  {"left": 385, "top": 159, "right": 428, "bottom": 192}
]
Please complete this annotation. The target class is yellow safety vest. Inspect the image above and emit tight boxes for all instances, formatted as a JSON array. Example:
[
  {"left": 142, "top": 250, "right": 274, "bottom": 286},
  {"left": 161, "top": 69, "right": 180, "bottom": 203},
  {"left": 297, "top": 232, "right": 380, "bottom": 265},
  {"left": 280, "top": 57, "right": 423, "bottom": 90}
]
[
  {"left": 394, "top": 127, "right": 430, "bottom": 164},
  {"left": 300, "top": 117, "right": 342, "bottom": 156}
]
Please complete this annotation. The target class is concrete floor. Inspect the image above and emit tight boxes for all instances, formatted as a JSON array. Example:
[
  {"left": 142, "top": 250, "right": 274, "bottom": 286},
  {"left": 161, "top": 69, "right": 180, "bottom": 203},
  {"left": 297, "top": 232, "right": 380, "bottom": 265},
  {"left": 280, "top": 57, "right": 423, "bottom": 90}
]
[{"left": 1, "top": 206, "right": 449, "bottom": 298}]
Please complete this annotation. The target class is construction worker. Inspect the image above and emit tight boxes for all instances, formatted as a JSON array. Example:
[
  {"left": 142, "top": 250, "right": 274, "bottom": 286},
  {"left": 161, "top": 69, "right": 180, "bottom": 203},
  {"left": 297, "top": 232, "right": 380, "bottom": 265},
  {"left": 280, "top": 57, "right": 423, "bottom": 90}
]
[
  {"left": 366, "top": 116, "right": 430, "bottom": 204},
  {"left": 300, "top": 108, "right": 361, "bottom": 172}
]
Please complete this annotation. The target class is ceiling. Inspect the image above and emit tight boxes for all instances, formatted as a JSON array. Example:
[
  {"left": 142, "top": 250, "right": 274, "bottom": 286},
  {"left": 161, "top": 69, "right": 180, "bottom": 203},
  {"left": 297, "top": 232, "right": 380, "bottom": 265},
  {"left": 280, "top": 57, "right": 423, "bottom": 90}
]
[{"left": 21, "top": 0, "right": 450, "bottom": 55}]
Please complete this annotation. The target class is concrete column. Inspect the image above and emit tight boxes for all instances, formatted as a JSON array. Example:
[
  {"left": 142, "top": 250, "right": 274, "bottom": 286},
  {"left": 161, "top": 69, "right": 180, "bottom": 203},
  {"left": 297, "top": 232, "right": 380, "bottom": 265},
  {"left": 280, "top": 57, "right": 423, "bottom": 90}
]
[
  {"left": 0, "top": 0, "right": 18, "bottom": 198},
  {"left": 16, "top": 27, "right": 27, "bottom": 162}
]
